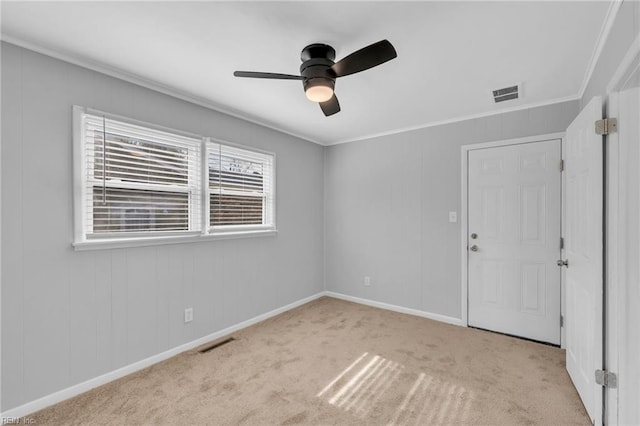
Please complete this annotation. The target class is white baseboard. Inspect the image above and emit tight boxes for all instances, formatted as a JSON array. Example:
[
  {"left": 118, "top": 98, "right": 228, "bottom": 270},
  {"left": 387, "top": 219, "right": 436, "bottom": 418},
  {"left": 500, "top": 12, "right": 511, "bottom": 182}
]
[
  {"left": 325, "top": 291, "right": 465, "bottom": 327},
  {"left": 2, "top": 290, "right": 463, "bottom": 419},
  {"left": 0, "top": 292, "right": 325, "bottom": 419}
]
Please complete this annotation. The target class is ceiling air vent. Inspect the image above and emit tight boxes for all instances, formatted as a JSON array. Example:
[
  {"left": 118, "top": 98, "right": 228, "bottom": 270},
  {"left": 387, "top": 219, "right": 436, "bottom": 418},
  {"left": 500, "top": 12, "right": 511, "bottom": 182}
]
[{"left": 492, "top": 84, "right": 521, "bottom": 103}]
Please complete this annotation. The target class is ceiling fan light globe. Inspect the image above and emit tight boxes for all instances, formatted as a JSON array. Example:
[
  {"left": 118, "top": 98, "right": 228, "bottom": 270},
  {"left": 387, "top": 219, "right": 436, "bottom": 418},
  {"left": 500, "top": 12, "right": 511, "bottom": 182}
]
[{"left": 305, "top": 85, "right": 333, "bottom": 103}]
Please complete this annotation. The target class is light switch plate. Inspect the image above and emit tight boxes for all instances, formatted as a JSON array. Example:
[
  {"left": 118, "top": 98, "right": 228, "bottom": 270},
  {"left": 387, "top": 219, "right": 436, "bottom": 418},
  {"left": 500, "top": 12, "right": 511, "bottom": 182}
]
[
  {"left": 449, "top": 211, "right": 457, "bottom": 223},
  {"left": 184, "top": 308, "right": 193, "bottom": 323}
]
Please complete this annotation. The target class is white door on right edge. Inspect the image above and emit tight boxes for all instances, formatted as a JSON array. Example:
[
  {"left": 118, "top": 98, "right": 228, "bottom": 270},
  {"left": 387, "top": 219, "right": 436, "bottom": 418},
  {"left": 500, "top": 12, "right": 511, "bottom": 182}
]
[
  {"left": 564, "top": 96, "right": 603, "bottom": 425},
  {"left": 468, "top": 139, "right": 562, "bottom": 345}
]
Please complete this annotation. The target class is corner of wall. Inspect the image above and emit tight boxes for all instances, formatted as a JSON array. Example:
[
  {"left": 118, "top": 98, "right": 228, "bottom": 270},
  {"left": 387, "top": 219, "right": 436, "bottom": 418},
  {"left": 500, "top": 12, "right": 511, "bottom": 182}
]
[{"left": 322, "top": 145, "right": 328, "bottom": 292}]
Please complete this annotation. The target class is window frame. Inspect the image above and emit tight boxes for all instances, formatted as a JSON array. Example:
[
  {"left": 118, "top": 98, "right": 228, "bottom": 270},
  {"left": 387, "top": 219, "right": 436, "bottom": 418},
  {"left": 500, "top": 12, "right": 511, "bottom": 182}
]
[
  {"left": 73, "top": 106, "right": 277, "bottom": 251},
  {"left": 206, "top": 137, "right": 276, "bottom": 235},
  {"left": 84, "top": 117, "right": 202, "bottom": 239}
]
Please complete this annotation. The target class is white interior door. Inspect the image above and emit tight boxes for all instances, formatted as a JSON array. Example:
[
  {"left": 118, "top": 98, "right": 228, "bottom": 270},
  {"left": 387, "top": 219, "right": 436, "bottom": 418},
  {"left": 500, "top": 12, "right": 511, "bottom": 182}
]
[
  {"left": 467, "top": 139, "right": 562, "bottom": 344},
  {"left": 564, "top": 96, "right": 603, "bottom": 424}
]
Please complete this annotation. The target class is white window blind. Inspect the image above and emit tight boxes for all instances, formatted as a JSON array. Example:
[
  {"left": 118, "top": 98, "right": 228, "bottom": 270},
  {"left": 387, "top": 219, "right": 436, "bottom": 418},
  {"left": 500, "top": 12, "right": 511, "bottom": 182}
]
[
  {"left": 208, "top": 141, "right": 275, "bottom": 231},
  {"left": 74, "top": 107, "right": 276, "bottom": 248},
  {"left": 81, "top": 113, "right": 201, "bottom": 239}
]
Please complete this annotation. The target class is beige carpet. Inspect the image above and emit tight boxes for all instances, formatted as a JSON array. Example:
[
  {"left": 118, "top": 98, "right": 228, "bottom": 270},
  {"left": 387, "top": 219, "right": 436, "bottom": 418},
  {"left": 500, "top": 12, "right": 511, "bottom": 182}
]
[{"left": 29, "top": 297, "right": 589, "bottom": 425}]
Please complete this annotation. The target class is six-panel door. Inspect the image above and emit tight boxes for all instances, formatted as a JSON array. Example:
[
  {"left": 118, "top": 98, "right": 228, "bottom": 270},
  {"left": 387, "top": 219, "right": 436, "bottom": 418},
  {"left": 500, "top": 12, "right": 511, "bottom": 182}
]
[{"left": 468, "top": 140, "right": 562, "bottom": 345}]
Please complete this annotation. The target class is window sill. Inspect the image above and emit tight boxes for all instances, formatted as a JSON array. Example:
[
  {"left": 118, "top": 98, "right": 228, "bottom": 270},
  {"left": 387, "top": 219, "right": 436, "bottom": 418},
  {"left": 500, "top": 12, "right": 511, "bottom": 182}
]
[{"left": 72, "top": 229, "right": 278, "bottom": 251}]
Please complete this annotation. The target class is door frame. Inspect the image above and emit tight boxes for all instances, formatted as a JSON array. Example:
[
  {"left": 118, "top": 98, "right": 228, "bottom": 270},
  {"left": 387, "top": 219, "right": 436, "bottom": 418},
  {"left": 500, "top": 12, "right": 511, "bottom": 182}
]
[
  {"left": 604, "top": 31, "right": 640, "bottom": 426},
  {"left": 460, "top": 132, "right": 566, "bottom": 346}
]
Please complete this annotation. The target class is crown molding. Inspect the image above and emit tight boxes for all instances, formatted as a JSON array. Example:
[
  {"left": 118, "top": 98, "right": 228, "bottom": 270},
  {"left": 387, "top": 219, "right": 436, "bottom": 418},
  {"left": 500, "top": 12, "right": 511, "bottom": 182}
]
[
  {"left": 327, "top": 94, "right": 581, "bottom": 146},
  {"left": 1, "top": 32, "right": 594, "bottom": 148},
  {"left": 578, "top": 0, "right": 623, "bottom": 99},
  {"left": 0, "top": 35, "right": 323, "bottom": 145},
  {"left": 606, "top": 31, "right": 640, "bottom": 93}
]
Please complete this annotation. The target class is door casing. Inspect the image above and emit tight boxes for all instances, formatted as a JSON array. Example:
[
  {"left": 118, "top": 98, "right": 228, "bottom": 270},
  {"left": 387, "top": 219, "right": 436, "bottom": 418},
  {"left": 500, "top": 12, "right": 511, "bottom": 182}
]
[{"left": 460, "top": 132, "right": 566, "bottom": 347}]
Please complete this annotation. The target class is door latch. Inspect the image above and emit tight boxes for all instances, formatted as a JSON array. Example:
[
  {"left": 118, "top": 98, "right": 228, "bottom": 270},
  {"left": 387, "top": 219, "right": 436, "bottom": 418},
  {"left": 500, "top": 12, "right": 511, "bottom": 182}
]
[{"left": 557, "top": 259, "right": 569, "bottom": 268}]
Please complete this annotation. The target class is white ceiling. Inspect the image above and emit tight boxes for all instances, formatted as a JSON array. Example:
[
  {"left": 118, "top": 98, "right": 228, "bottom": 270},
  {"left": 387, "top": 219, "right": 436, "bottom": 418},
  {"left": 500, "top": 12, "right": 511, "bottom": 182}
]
[{"left": 1, "top": 1, "right": 613, "bottom": 145}]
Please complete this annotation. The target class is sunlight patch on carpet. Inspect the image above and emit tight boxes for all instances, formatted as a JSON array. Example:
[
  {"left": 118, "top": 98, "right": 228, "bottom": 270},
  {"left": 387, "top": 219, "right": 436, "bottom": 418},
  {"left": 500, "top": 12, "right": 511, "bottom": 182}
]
[
  {"left": 388, "top": 372, "right": 475, "bottom": 425},
  {"left": 318, "top": 352, "right": 476, "bottom": 423},
  {"left": 317, "top": 352, "right": 403, "bottom": 418}
]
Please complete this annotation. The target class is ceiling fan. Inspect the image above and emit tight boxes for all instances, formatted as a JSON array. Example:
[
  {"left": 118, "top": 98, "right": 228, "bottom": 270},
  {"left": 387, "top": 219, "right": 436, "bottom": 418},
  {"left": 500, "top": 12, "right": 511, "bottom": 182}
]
[{"left": 233, "top": 40, "right": 397, "bottom": 117}]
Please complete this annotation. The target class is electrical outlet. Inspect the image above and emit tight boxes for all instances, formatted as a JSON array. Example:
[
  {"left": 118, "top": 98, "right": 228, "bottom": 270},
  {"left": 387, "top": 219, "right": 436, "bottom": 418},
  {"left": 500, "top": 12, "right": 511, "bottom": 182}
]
[
  {"left": 364, "top": 276, "right": 371, "bottom": 286},
  {"left": 184, "top": 307, "right": 193, "bottom": 323}
]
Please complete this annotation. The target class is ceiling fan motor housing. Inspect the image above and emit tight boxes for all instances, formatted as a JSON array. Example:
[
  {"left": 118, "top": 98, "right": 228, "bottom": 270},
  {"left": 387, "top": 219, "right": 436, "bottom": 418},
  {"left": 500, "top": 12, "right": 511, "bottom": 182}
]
[
  {"left": 300, "top": 44, "right": 337, "bottom": 93},
  {"left": 300, "top": 43, "right": 335, "bottom": 62}
]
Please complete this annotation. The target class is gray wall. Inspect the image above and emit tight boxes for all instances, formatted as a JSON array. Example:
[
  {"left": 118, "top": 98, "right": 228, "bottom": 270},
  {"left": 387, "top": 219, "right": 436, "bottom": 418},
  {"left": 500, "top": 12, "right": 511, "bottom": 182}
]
[
  {"left": 582, "top": 0, "right": 639, "bottom": 108},
  {"left": 324, "top": 101, "right": 579, "bottom": 319},
  {"left": 1, "top": 42, "right": 325, "bottom": 411}
]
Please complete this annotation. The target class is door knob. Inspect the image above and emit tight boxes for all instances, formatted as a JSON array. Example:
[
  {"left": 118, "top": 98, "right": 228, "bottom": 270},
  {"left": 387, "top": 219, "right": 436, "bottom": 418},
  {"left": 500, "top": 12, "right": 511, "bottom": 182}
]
[
  {"left": 470, "top": 233, "right": 478, "bottom": 239},
  {"left": 557, "top": 259, "right": 569, "bottom": 267},
  {"left": 470, "top": 245, "right": 479, "bottom": 252}
]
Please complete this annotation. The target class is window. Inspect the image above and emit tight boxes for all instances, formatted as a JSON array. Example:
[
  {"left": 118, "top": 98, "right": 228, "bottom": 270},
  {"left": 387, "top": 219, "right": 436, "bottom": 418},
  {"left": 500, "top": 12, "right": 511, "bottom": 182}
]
[
  {"left": 208, "top": 142, "right": 274, "bottom": 231},
  {"left": 80, "top": 113, "right": 202, "bottom": 239},
  {"left": 74, "top": 107, "right": 276, "bottom": 249}
]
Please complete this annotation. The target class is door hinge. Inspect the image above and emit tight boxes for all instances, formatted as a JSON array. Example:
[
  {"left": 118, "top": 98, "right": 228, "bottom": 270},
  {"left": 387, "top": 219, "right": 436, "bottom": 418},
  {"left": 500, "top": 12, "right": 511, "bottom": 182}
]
[
  {"left": 595, "top": 118, "right": 617, "bottom": 135},
  {"left": 560, "top": 315, "right": 564, "bottom": 327},
  {"left": 559, "top": 159, "right": 564, "bottom": 172},
  {"left": 560, "top": 237, "right": 564, "bottom": 249},
  {"left": 595, "top": 370, "right": 617, "bottom": 388}
]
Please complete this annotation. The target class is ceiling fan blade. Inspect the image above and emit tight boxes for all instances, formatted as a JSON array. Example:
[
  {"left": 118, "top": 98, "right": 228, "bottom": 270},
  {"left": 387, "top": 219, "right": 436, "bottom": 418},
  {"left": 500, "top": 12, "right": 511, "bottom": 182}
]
[
  {"left": 320, "top": 95, "right": 341, "bottom": 116},
  {"left": 331, "top": 40, "right": 397, "bottom": 78},
  {"left": 233, "top": 71, "right": 303, "bottom": 80}
]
